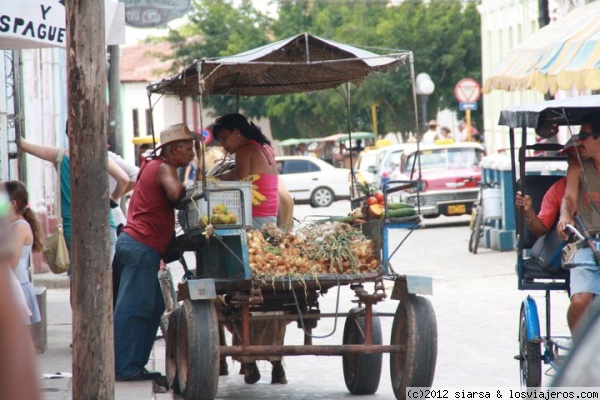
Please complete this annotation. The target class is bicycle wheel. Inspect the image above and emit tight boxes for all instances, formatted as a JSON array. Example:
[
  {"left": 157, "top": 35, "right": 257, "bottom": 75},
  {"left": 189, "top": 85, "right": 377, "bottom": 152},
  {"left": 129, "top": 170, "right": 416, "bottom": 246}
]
[
  {"left": 467, "top": 208, "right": 477, "bottom": 253},
  {"left": 469, "top": 206, "right": 484, "bottom": 254}
]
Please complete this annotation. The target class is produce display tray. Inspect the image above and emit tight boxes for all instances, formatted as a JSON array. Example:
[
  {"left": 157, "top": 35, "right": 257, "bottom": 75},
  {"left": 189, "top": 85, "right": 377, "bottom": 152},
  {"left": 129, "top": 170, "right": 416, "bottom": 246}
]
[{"left": 213, "top": 271, "right": 383, "bottom": 292}]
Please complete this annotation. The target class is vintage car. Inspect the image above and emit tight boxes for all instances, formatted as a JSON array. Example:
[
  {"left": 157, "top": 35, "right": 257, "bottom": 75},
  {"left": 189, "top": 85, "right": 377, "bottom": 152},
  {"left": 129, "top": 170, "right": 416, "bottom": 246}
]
[{"left": 388, "top": 141, "right": 485, "bottom": 218}]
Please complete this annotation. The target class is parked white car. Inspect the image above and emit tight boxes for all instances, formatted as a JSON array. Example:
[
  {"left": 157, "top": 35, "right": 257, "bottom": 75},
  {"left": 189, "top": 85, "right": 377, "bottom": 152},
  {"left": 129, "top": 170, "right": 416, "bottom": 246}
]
[{"left": 276, "top": 156, "right": 351, "bottom": 207}]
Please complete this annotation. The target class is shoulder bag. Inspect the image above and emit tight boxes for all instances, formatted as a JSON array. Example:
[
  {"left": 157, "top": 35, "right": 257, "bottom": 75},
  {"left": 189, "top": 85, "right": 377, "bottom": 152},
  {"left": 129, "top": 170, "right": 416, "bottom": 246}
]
[{"left": 43, "top": 149, "right": 71, "bottom": 274}]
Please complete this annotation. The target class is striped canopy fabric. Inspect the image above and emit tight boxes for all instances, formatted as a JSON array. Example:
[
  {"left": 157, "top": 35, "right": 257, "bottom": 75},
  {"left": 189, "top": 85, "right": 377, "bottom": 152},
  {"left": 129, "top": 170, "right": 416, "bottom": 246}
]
[{"left": 483, "top": 1, "right": 600, "bottom": 95}]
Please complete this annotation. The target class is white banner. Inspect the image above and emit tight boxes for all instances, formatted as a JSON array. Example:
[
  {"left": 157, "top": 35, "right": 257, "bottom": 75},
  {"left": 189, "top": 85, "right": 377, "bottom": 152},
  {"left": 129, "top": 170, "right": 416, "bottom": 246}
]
[{"left": 0, "top": 0, "right": 125, "bottom": 50}]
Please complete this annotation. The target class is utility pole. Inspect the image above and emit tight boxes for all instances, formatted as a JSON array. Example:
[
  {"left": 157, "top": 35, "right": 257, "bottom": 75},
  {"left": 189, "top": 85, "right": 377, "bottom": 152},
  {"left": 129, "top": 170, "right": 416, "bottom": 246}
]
[{"left": 66, "top": 1, "right": 115, "bottom": 399}]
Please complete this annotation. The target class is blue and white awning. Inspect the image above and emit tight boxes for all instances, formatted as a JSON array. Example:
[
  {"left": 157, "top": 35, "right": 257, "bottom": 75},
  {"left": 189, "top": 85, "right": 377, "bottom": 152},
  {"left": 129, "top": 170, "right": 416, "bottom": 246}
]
[{"left": 483, "top": 1, "right": 600, "bottom": 95}]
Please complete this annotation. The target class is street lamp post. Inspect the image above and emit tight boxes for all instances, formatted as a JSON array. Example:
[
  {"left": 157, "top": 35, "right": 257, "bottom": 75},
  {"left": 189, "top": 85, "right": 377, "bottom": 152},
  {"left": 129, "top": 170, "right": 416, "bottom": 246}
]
[{"left": 416, "top": 73, "right": 435, "bottom": 135}]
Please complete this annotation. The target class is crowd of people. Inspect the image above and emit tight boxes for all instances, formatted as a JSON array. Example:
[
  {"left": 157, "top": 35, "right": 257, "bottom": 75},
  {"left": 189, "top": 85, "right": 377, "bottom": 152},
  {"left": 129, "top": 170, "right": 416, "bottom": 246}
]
[
  {"left": 4, "top": 113, "right": 294, "bottom": 390},
  {"left": 421, "top": 119, "right": 483, "bottom": 144},
  {"left": 6, "top": 110, "right": 600, "bottom": 395}
]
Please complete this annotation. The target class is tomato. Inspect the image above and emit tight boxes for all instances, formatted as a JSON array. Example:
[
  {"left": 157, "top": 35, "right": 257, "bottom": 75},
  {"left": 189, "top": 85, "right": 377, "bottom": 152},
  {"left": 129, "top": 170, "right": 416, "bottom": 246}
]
[
  {"left": 366, "top": 196, "right": 379, "bottom": 206},
  {"left": 374, "top": 190, "right": 384, "bottom": 204}
]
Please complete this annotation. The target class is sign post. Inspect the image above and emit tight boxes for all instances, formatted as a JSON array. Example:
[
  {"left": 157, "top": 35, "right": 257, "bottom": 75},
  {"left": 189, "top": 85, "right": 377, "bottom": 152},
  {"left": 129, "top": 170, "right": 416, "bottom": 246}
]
[{"left": 455, "top": 78, "right": 481, "bottom": 141}]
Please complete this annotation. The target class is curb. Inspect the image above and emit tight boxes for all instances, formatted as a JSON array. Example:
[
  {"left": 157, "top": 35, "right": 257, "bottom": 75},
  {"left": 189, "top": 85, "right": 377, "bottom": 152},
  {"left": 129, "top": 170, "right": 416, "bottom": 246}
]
[{"left": 33, "top": 273, "right": 70, "bottom": 289}]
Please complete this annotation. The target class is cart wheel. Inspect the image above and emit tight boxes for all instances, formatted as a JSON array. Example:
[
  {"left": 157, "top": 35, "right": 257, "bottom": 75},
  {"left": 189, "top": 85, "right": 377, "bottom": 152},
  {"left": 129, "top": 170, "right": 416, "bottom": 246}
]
[
  {"left": 390, "top": 295, "right": 437, "bottom": 400},
  {"left": 519, "top": 307, "right": 541, "bottom": 388},
  {"left": 176, "top": 299, "right": 220, "bottom": 400},
  {"left": 166, "top": 307, "right": 181, "bottom": 394},
  {"left": 342, "top": 307, "right": 382, "bottom": 395}
]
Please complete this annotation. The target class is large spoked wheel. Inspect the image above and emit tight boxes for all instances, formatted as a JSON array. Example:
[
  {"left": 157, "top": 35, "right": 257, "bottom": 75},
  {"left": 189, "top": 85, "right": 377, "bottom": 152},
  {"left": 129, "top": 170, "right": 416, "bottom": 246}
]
[
  {"left": 310, "top": 186, "right": 334, "bottom": 207},
  {"left": 342, "top": 307, "right": 382, "bottom": 395},
  {"left": 166, "top": 307, "right": 182, "bottom": 394},
  {"left": 468, "top": 206, "right": 484, "bottom": 254},
  {"left": 390, "top": 295, "right": 437, "bottom": 400},
  {"left": 176, "top": 299, "right": 220, "bottom": 400},
  {"left": 519, "top": 307, "right": 541, "bottom": 388}
]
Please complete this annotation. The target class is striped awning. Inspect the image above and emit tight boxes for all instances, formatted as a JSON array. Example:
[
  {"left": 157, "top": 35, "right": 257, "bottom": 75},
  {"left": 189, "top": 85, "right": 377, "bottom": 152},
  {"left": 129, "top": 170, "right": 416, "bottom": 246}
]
[{"left": 483, "top": 1, "right": 600, "bottom": 95}]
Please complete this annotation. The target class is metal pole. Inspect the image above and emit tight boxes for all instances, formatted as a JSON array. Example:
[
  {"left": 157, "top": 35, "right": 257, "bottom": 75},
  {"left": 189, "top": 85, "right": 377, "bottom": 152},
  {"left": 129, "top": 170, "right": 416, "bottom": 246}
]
[
  {"left": 108, "top": 45, "right": 122, "bottom": 155},
  {"left": 420, "top": 94, "right": 428, "bottom": 134}
]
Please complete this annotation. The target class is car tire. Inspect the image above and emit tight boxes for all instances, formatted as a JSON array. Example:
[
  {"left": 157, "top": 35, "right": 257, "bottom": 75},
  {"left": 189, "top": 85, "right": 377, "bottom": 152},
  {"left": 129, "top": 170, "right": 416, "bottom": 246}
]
[{"left": 310, "top": 186, "right": 334, "bottom": 207}]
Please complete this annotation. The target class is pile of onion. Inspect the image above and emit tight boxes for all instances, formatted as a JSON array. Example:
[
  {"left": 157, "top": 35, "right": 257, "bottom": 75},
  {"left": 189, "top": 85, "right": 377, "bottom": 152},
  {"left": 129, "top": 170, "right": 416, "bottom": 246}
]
[{"left": 247, "top": 222, "right": 380, "bottom": 277}]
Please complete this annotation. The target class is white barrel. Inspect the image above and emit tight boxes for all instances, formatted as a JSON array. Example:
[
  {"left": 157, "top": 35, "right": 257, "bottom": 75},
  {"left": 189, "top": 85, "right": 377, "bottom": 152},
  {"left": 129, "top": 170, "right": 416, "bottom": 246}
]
[{"left": 482, "top": 187, "right": 502, "bottom": 220}]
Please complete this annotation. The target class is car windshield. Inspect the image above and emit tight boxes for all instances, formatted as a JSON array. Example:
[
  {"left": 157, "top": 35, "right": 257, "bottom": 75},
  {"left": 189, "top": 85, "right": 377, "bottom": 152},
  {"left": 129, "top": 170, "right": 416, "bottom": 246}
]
[
  {"left": 356, "top": 152, "right": 377, "bottom": 171},
  {"left": 404, "top": 147, "right": 483, "bottom": 171}
]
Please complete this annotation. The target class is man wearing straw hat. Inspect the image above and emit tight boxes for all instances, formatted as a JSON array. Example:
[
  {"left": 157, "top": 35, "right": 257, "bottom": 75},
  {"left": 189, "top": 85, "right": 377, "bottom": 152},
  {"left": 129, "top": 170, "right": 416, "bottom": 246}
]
[{"left": 113, "top": 123, "right": 198, "bottom": 382}]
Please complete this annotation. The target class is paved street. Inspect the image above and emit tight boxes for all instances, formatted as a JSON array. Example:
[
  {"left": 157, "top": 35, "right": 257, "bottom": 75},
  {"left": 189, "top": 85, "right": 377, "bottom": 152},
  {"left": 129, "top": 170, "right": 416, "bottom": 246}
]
[{"left": 36, "top": 201, "right": 572, "bottom": 399}]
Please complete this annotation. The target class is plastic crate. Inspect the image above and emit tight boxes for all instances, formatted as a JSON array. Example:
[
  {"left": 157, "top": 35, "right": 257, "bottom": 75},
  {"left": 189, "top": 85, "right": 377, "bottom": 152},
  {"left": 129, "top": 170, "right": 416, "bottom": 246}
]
[{"left": 181, "top": 181, "right": 253, "bottom": 235}]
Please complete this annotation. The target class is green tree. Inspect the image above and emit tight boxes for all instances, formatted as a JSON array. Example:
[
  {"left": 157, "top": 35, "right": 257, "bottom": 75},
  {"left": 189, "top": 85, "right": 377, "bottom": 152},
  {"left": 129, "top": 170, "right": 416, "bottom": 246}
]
[{"left": 162, "top": 0, "right": 481, "bottom": 140}]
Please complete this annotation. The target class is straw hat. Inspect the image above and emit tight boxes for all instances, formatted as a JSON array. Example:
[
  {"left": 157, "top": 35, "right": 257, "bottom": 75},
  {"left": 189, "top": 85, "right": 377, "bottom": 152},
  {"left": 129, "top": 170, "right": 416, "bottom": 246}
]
[{"left": 156, "top": 124, "right": 200, "bottom": 150}]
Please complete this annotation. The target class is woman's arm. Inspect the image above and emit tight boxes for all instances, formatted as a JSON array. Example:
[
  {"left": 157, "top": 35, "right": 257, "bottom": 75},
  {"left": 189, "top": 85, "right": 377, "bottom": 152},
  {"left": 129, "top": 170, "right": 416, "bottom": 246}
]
[
  {"left": 108, "top": 157, "right": 129, "bottom": 201},
  {"left": 516, "top": 191, "right": 549, "bottom": 237},
  {"left": 19, "top": 139, "right": 58, "bottom": 163},
  {"left": 7, "top": 224, "right": 28, "bottom": 270}
]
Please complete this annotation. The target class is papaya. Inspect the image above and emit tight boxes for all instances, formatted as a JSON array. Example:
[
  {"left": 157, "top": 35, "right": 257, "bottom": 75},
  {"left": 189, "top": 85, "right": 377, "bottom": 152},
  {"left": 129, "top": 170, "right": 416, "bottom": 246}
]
[
  {"left": 388, "top": 202, "right": 414, "bottom": 210},
  {"left": 387, "top": 208, "right": 417, "bottom": 218},
  {"left": 368, "top": 204, "right": 385, "bottom": 219}
]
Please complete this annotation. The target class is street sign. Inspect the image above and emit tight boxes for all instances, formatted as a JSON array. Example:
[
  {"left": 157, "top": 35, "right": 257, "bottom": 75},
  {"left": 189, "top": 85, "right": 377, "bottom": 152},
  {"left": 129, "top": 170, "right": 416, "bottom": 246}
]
[
  {"left": 200, "top": 128, "right": 212, "bottom": 145},
  {"left": 455, "top": 79, "right": 481, "bottom": 103},
  {"left": 459, "top": 102, "right": 478, "bottom": 111}
]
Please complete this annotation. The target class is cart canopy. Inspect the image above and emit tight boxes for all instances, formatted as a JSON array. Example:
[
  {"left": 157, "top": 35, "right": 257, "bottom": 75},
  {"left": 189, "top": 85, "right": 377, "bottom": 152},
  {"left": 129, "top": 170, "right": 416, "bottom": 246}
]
[
  {"left": 147, "top": 32, "right": 411, "bottom": 98},
  {"left": 498, "top": 94, "right": 600, "bottom": 137}
]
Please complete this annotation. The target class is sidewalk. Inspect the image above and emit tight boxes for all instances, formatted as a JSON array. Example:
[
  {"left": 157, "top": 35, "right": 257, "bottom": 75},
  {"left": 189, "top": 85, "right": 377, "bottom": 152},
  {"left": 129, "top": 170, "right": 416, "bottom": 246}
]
[{"left": 34, "top": 273, "right": 166, "bottom": 400}]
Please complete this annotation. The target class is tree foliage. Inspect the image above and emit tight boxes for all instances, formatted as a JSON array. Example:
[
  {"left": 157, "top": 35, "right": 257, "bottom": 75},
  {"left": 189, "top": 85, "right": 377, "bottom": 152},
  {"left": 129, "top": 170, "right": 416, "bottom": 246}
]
[{"left": 162, "top": 0, "right": 481, "bottom": 140}]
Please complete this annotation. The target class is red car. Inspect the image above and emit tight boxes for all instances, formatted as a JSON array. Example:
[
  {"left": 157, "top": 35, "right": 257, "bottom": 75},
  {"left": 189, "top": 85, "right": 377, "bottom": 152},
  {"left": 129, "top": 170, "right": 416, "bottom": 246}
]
[{"left": 389, "top": 141, "right": 485, "bottom": 218}]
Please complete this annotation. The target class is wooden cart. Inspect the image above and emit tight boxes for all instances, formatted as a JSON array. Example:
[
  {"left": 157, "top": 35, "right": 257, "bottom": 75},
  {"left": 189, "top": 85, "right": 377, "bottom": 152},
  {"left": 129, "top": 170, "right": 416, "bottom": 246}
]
[{"left": 148, "top": 32, "right": 438, "bottom": 400}]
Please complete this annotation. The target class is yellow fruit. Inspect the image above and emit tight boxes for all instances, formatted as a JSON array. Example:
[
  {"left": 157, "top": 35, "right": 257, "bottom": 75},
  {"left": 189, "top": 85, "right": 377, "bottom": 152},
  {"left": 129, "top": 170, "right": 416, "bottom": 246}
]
[
  {"left": 228, "top": 213, "right": 238, "bottom": 224},
  {"left": 213, "top": 204, "right": 228, "bottom": 214},
  {"left": 199, "top": 215, "right": 209, "bottom": 227},
  {"left": 210, "top": 215, "right": 220, "bottom": 225},
  {"left": 217, "top": 214, "right": 231, "bottom": 224}
]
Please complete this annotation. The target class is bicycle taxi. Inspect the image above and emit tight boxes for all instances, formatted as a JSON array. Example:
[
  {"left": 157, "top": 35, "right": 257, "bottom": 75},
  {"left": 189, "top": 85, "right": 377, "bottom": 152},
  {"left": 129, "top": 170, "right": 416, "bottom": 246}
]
[
  {"left": 146, "top": 33, "right": 438, "bottom": 400},
  {"left": 497, "top": 94, "right": 600, "bottom": 388}
]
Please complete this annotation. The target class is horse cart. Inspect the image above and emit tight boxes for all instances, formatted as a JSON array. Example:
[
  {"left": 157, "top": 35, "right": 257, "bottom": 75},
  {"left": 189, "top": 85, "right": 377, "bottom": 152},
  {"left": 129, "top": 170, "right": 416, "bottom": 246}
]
[
  {"left": 498, "top": 94, "right": 600, "bottom": 388},
  {"left": 147, "top": 33, "right": 438, "bottom": 400}
]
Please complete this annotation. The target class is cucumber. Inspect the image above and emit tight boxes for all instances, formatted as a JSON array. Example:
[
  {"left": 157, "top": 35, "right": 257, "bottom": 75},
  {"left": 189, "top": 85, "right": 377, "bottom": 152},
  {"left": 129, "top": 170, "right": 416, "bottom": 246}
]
[
  {"left": 388, "top": 202, "right": 414, "bottom": 210},
  {"left": 387, "top": 208, "right": 417, "bottom": 218}
]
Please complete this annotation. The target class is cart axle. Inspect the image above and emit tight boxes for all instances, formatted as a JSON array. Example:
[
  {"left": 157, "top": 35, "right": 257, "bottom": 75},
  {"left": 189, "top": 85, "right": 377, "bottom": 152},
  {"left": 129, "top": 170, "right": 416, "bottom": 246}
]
[{"left": 219, "top": 344, "right": 404, "bottom": 356}]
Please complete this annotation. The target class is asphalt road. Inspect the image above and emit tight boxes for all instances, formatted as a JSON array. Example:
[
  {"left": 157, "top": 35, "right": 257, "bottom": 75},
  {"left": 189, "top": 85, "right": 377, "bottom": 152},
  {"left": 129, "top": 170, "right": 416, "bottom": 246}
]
[{"left": 159, "top": 201, "right": 571, "bottom": 399}]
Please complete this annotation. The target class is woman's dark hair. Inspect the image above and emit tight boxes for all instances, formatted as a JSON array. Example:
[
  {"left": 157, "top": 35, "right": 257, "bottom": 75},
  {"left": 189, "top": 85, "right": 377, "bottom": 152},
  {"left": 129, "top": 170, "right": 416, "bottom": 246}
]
[
  {"left": 212, "top": 113, "right": 271, "bottom": 146},
  {"left": 5, "top": 180, "right": 43, "bottom": 253}
]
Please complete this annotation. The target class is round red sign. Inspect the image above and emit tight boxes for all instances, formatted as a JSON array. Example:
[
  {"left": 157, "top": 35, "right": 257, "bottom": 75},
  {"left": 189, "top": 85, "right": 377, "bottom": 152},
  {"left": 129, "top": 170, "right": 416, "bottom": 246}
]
[{"left": 455, "top": 79, "right": 481, "bottom": 103}]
